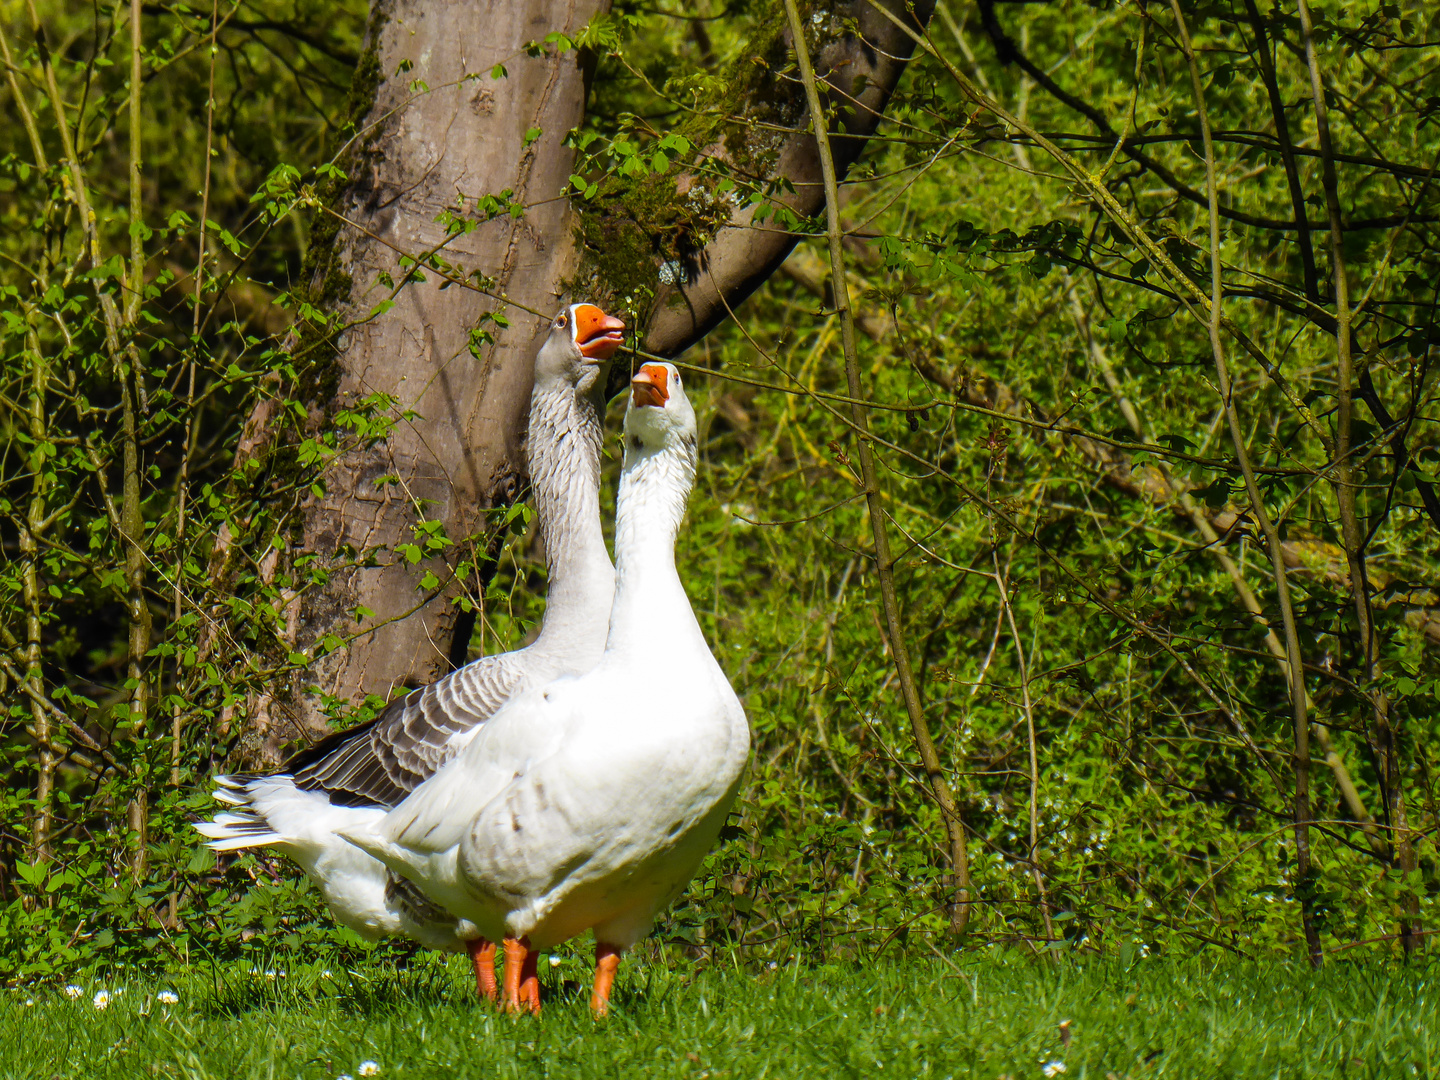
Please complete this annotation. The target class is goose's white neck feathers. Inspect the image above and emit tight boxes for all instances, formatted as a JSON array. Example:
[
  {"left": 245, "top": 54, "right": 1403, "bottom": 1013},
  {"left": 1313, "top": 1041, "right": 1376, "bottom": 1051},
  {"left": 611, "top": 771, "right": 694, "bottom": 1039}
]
[{"left": 604, "top": 430, "right": 700, "bottom": 656}]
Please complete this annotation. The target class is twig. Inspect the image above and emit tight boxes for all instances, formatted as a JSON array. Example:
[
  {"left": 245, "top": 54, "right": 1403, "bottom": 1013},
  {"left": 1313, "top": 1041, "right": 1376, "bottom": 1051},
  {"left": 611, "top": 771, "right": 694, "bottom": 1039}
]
[
  {"left": 993, "top": 549, "right": 1055, "bottom": 948},
  {"left": 122, "top": 0, "right": 152, "bottom": 880},
  {"left": 1297, "top": 0, "right": 1418, "bottom": 954},
  {"left": 172, "top": 0, "right": 221, "bottom": 788},
  {"left": 0, "top": 650, "right": 128, "bottom": 775},
  {"left": 783, "top": 0, "right": 972, "bottom": 937},
  {"left": 18, "top": 325, "right": 54, "bottom": 860},
  {"left": 1170, "top": 0, "right": 1320, "bottom": 965}
]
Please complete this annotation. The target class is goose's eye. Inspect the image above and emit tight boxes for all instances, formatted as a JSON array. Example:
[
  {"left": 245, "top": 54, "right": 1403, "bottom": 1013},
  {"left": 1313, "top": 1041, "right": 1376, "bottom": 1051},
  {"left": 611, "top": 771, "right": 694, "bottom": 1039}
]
[{"left": 557, "top": 315, "right": 568, "bottom": 329}]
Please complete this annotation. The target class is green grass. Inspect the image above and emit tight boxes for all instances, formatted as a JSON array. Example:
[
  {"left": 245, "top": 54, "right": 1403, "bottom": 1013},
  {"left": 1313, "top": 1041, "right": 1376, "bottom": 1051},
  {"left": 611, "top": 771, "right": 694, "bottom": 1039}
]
[{"left": 3, "top": 951, "right": 1438, "bottom": 1079}]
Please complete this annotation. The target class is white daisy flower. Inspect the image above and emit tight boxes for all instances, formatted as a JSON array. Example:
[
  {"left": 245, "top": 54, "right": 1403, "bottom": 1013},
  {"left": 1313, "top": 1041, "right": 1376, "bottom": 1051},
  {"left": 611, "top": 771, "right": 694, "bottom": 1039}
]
[
  {"left": 549, "top": 956, "right": 562, "bottom": 967},
  {"left": 64, "top": 985, "right": 83, "bottom": 999},
  {"left": 1042, "top": 1061, "right": 1067, "bottom": 1077},
  {"left": 337, "top": 1075, "right": 353, "bottom": 1080},
  {"left": 358, "top": 1062, "right": 380, "bottom": 1076},
  {"left": 93, "top": 990, "right": 111, "bottom": 1010},
  {"left": 157, "top": 991, "right": 179, "bottom": 1005}
]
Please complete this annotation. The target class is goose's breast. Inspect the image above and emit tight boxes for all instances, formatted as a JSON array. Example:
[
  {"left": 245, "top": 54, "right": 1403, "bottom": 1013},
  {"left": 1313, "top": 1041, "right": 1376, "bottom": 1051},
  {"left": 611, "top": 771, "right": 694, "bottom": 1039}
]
[{"left": 460, "top": 698, "right": 747, "bottom": 905}]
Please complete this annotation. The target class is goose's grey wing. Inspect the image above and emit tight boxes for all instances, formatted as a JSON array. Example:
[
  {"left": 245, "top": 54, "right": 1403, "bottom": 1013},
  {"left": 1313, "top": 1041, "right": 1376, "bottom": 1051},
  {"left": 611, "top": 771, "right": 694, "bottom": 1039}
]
[{"left": 287, "top": 652, "right": 528, "bottom": 808}]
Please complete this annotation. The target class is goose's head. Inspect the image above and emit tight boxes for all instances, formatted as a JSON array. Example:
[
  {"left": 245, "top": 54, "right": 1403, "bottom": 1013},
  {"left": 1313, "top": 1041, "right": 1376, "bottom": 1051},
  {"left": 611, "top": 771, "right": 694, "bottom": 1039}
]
[
  {"left": 624, "top": 362, "right": 696, "bottom": 453},
  {"left": 535, "top": 303, "right": 626, "bottom": 395}
]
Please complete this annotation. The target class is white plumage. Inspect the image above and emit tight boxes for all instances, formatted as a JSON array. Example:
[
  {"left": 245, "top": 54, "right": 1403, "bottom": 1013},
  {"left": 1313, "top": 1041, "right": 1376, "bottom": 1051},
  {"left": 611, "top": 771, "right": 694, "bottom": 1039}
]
[{"left": 341, "top": 362, "right": 751, "bottom": 1014}]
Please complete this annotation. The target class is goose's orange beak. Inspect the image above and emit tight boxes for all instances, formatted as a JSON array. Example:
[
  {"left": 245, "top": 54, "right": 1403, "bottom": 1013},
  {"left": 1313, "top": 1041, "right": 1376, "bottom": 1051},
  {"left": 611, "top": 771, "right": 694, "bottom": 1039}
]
[
  {"left": 574, "top": 304, "right": 626, "bottom": 361},
  {"left": 631, "top": 364, "right": 669, "bottom": 408}
]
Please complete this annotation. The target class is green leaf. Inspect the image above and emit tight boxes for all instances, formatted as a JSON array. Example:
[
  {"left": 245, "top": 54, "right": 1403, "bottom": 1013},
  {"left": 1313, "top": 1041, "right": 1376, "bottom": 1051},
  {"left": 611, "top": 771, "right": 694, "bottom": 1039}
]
[{"left": 1191, "top": 479, "right": 1233, "bottom": 509}]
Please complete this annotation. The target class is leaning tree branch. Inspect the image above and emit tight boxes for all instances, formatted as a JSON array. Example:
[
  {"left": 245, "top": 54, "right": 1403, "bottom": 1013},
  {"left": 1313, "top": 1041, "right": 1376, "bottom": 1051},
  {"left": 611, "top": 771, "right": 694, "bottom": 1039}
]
[{"left": 640, "top": 0, "right": 938, "bottom": 359}]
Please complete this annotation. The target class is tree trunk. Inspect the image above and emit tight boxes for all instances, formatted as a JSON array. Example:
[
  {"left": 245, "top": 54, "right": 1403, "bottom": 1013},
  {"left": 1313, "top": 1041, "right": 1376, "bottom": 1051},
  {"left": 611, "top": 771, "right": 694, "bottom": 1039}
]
[
  {"left": 232, "top": 0, "right": 934, "bottom": 762},
  {"left": 236, "top": 0, "right": 607, "bottom": 763}
]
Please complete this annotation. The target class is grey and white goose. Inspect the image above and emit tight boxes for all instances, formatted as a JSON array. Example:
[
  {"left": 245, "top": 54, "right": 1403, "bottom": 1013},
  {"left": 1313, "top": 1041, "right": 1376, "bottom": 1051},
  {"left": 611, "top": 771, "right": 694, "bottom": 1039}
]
[{"left": 194, "top": 304, "right": 624, "bottom": 999}]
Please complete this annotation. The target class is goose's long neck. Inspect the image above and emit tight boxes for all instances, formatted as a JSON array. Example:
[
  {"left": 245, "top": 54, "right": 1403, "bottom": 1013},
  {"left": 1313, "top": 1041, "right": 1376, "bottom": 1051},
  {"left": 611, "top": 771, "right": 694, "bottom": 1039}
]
[
  {"left": 526, "top": 382, "right": 613, "bottom": 655},
  {"left": 606, "top": 435, "right": 703, "bottom": 655}
]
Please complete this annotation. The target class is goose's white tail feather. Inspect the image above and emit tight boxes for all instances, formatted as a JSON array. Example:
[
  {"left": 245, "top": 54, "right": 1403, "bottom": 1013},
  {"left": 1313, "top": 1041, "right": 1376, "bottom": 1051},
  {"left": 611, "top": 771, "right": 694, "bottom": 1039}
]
[
  {"left": 192, "top": 773, "right": 472, "bottom": 947},
  {"left": 193, "top": 811, "right": 281, "bottom": 850}
]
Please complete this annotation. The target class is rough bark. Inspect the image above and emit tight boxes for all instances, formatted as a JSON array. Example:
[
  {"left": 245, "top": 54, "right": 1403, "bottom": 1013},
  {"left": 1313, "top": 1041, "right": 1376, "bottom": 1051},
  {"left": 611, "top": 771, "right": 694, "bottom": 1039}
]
[{"left": 238, "top": 0, "right": 607, "bottom": 762}]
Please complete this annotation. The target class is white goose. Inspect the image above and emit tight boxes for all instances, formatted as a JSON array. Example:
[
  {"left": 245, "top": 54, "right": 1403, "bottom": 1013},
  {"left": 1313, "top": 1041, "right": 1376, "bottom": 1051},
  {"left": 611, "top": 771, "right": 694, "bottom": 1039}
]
[
  {"left": 194, "top": 304, "right": 625, "bottom": 999},
  {"left": 343, "top": 362, "right": 750, "bottom": 1016}
]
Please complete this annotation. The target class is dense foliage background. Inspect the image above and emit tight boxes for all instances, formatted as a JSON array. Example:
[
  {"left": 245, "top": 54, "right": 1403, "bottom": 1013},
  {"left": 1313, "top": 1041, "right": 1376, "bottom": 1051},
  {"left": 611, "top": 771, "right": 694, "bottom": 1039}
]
[{"left": 3, "top": 0, "right": 1438, "bottom": 981}]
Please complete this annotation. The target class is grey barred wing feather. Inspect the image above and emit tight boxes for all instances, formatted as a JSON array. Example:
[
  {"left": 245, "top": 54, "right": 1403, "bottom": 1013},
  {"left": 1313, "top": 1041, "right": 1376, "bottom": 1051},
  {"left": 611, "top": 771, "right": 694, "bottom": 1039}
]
[{"left": 289, "top": 652, "right": 529, "bottom": 808}]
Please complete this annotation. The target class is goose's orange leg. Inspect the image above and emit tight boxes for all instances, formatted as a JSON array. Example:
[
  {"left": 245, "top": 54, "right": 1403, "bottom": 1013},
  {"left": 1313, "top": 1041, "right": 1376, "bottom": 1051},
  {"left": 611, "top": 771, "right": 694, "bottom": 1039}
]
[
  {"left": 518, "top": 946, "right": 541, "bottom": 1015},
  {"left": 465, "top": 937, "right": 497, "bottom": 1002},
  {"left": 503, "top": 936, "right": 541, "bottom": 1015},
  {"left": 590, "top": 943, "right": 623, "bottom": 1017},
  {"left": 502, "top": 936, "right": 528, "bottom": 1013}
]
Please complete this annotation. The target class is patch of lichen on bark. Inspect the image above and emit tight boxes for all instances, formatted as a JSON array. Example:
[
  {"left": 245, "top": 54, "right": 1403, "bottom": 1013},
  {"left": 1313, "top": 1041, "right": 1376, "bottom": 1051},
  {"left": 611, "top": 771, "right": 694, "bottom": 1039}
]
[{"left": 572, "top": 0, "right": 805, "bottom": 306}]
